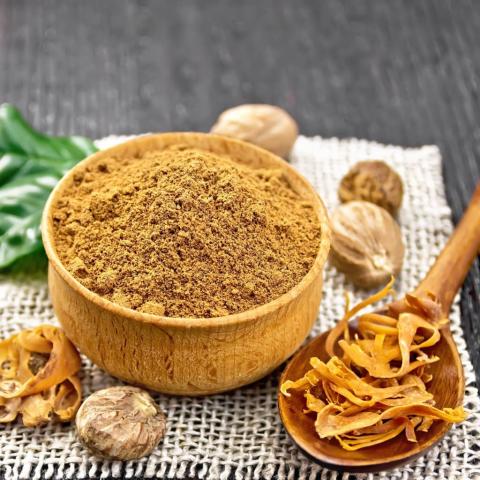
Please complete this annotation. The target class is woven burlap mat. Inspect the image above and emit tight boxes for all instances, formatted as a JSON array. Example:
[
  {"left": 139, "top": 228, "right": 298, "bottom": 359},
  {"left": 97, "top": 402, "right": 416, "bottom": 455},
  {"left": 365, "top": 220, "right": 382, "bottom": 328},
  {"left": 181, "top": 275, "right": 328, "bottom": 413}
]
[{"left": 1, "top": 136, "right": 479, "bottom": 480}]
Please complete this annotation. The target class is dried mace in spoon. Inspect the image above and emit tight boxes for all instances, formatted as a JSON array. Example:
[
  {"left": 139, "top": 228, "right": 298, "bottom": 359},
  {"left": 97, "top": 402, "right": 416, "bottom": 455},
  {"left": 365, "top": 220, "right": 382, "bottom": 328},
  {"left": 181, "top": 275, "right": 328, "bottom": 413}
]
[
  {"left": 330, "top": 201, "right": 404, "bottom": 288},
  {"left": 338, "top": 160, "right": 403, "bottom": 215},
  {"left": 76, "top": 386, "right": 166, "bottom": 460}
]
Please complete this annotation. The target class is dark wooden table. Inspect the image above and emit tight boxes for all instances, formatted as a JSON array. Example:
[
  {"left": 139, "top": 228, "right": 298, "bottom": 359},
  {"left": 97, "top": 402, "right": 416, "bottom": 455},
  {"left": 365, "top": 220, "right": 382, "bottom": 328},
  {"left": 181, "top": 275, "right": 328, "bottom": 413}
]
[{"left": 1, "top": 0, "right": 479, "bottom": 384}]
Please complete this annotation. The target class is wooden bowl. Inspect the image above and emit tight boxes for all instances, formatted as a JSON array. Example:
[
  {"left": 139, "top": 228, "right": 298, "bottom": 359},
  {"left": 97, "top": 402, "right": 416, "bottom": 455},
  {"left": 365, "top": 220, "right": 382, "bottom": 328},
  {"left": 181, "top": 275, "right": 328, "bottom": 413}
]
[{"left": 42, "top": 133, "right": 331, "bottom": 395}]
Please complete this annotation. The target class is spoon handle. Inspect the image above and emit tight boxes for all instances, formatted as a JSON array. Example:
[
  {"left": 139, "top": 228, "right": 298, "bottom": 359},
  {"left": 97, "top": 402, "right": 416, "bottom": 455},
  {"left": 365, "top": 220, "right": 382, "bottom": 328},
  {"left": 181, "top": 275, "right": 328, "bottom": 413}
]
[{"left": 415, "top": 182, "right": 480, "bottom": 314}]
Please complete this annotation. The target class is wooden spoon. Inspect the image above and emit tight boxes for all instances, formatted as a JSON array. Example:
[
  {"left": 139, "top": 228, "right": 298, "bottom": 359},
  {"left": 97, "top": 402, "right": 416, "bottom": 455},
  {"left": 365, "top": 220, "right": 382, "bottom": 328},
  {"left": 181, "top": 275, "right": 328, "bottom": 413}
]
[{"left": 278, "top": 183, "right": 480, "bottom": 473}]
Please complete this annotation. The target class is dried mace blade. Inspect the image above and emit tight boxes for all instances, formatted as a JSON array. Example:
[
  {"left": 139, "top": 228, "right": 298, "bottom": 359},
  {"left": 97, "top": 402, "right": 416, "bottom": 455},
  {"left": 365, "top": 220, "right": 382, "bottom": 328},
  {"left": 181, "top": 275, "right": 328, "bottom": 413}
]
[
  {"left": 76, "top": 386, "right": 166, "bottom": 460},
  {"left": 330, "top": 201, "right": 404, "bottom": 289},
  {"left": 0, "top": 324, "right": 82, "bottom": 426}
]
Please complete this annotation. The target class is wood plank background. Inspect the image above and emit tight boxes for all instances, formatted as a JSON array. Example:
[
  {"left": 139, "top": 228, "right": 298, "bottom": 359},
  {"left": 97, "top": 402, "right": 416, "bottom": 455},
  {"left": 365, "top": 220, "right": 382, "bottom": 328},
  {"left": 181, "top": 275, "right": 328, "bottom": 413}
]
[{"left": 0, "top": 0, "right": 479, "bottom": 385}]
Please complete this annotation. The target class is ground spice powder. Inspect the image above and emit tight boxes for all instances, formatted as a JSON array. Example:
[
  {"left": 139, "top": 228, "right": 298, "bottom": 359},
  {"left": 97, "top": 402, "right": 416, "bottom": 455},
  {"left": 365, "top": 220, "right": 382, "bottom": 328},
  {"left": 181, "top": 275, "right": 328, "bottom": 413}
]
[{"left": 52, "top": 146, "right": 321, "bottom": 318}]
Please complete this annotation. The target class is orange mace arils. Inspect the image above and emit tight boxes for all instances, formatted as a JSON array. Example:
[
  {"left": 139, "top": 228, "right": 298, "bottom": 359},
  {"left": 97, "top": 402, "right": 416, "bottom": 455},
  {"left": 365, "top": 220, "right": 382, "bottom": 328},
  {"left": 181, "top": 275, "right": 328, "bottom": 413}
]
[
  {"left": 281, "top": 279, "right": 466, "bottom": 450},
  {"left": 0, "top": 325, "right": 82, "bottom": 427}
]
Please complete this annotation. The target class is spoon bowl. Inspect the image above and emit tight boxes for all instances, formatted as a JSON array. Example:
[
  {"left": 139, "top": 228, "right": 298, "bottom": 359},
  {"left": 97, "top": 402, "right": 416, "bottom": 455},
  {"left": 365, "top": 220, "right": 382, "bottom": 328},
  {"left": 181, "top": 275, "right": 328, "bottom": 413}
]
[
  {"left": 278, "top": 326, "right": 463, "bottom": 472},
  {"left": 278, "top": 182, "right": 480, "bottom": 472}
]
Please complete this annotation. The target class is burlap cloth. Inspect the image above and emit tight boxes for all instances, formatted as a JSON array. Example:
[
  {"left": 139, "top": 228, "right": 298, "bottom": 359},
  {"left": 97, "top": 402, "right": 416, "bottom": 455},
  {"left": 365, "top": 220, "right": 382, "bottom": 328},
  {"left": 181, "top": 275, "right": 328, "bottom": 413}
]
[{"left": 1, "top": 135, "right": 479, "bottom": 480}]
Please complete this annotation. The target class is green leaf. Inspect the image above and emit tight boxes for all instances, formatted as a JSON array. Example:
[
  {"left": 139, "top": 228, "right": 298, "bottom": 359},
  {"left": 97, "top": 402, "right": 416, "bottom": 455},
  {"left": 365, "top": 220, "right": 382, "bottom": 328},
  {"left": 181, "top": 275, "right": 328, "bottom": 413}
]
[{"left": 0, "top": 104, "right": 97, "bottom": 270}]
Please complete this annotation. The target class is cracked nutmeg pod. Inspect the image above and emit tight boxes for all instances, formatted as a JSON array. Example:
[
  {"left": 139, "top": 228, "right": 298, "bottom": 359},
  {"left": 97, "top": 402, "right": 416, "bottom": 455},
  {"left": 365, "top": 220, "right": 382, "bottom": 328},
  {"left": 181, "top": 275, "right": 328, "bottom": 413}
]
[
  {"left": 330, "top": 201, "right": 404, "bottom": 289},
  {"left": 338, "top": 160, "right": 403, "bottom": 215},
  {"left": 210, "top": 104, "right": 298, "bottom": 158},
  {"left": 76, "top": 386, "right": 166, "bottom": 460}
]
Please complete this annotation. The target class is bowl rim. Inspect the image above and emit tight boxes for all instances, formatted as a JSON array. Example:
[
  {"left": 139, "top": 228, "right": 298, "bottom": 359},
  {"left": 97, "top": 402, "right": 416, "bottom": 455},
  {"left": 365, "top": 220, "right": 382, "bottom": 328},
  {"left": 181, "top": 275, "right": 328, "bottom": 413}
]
[{"left": 42, "top": 132, "right": 331, "bottom": 329}]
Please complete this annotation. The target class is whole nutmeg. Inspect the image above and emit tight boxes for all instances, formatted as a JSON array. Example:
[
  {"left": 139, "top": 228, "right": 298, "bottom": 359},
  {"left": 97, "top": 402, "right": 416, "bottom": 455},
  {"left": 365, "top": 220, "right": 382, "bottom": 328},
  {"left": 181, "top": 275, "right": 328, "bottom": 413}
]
[
  {"left": 210, "top": 104, "right": 298, "bottom": 158},
  {"left": 330, "top": 201, "right": 404, "bottom": 289},
  {"left": 338, "top": 160, "right": 403, "bottom": 215},
  {"left": 76, "top": 386, "right": 166, "bottom": 460}
]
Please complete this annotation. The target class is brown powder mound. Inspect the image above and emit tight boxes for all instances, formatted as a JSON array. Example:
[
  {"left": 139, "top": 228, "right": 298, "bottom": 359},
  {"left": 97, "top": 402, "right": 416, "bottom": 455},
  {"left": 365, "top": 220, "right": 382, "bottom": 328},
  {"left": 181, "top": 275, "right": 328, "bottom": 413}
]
[{"left": 52, "top": 146, "right": 321, "bottom": 318}]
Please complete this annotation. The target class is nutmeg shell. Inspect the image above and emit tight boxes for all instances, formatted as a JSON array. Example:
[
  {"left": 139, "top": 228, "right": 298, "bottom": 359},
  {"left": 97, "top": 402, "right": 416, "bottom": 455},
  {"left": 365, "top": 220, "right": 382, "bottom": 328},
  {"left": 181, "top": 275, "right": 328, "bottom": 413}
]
[
  {"left": 338, "top": 160, "right": 403, "bottom": 215},
  {"left": 330, "top": 201, "right": 404, "bottom": 288},
  {"left": 210, "top": 104, "right": 298, "bottom": 158},
  {"left": 75, "top": 386, "right": 166, "bottom": 460}
]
